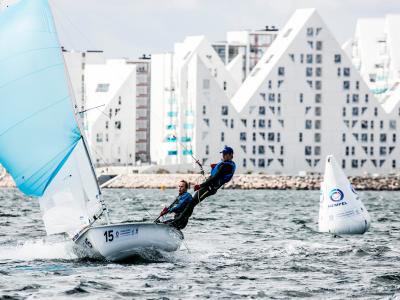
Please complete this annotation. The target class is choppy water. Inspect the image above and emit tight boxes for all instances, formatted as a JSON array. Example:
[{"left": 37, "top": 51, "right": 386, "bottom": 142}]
[{"left": 1, "top": 188, "right": 400, "bottom": 299}]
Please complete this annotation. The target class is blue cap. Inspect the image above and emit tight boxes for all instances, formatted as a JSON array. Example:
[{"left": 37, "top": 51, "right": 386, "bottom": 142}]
[{"left": 220, "top": 146, "right": 234, "bottom": 155}]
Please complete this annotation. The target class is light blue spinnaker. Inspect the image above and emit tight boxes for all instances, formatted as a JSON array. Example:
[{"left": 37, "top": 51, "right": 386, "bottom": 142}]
[{"left": 0, "top": 0, "right": 81, "bottom": 197}]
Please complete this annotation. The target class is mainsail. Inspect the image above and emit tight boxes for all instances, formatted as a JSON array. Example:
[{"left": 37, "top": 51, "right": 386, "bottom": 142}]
[{"left": 0, "top": 0, "right": 105, "bottom": 235}]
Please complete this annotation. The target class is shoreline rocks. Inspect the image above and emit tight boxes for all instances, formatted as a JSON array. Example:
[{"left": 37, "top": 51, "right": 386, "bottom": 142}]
[{"left": 1, "top": 173, "right": 399, "bottom": 191}]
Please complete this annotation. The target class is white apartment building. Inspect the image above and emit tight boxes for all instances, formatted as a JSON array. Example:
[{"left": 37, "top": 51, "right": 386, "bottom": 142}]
[
  {"left": 151, "top": 8, "right": 400, "bottom": 175},
  {"left": 345, "top": 15, "right": 400, "bottom": 116},
  {"left": 212, "top": 27, "right": 278, "bottom": 82},
  {"left": 84, "top": 58, "right": 152, "bottom": 166}
]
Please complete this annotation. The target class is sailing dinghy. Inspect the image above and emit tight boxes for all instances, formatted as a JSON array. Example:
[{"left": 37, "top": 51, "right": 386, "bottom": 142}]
[
  {"left": 0, "top": 0, "right": 182, "bottom": 261},
  {"left": 319, "top": 155, "right": 371, "bottom": 234}
]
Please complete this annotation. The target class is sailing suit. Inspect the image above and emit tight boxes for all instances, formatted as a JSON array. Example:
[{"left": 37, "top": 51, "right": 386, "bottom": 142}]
[
  {"left": 164, "top": 192, "right": 193, "bottom": 229},
  {"left": 172, "top": 160, "right": 236, "bottom": 229}
]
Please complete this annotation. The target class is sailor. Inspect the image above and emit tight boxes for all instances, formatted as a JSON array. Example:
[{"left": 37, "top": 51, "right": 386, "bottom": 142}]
[
  {"left": 172, "top": 146, "right": 236, "bottom": 229},
  {"left": 158, "top": 180, "right": 193, "bottom": 229}
]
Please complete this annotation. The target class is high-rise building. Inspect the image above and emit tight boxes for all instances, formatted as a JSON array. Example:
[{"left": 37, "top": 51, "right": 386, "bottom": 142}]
[{"left": 151, "top": 9, "right": 400, "bottom": 175}]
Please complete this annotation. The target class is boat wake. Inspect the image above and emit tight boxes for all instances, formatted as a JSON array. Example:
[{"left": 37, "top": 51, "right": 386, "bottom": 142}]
[{"left": 0, "top": 238, "right": 77, "bottom": 261}]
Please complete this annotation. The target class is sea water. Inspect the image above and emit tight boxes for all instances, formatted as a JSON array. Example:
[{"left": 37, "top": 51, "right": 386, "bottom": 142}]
[{"left": 1, "top": 188, "right": 400, "bottom": 299}]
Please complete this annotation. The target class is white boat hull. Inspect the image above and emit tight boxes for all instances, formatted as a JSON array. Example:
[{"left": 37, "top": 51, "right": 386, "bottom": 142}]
[{"left": 73, "top": 223, "right": 183, "bottom": 262}]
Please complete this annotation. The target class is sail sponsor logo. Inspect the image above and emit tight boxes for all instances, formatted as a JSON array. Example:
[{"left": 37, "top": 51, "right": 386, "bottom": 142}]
[
  {"left": 329, "top": 188, "right": 344, "bottom": 202},
  {"left": 328, "top": 201, "right": 347, "bottom": 208},
  {"left": 350, "top": 184, "right": 358, "bottom": 195}
]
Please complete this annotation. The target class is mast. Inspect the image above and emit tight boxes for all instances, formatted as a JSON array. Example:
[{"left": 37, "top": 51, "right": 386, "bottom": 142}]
[{"left": 48, "top": 0, "right": 110, "bottom": 224}]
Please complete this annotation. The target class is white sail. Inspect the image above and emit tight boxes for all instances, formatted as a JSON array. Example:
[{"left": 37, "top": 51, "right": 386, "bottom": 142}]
[
  {"left": 319, "top": 155, "right": 371, "bottom": 234},
  {"left": 39, "top": 140, "right": 104, "bottom": 236}
]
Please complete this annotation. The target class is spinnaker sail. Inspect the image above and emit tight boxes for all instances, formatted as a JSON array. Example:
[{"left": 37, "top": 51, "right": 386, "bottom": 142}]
[{"left": 0, "top": 0, "right": 105, "bottom": 235}]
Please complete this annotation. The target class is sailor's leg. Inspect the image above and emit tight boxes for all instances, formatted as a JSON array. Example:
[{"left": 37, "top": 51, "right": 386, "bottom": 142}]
[{"left": 194, "top": 187, "right": 216, "bottom": 205}]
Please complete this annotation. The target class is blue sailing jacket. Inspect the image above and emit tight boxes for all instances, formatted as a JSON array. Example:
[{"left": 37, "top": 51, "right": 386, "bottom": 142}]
[{"left": 169, "top": 192, "right": 193, "bottom": 213}]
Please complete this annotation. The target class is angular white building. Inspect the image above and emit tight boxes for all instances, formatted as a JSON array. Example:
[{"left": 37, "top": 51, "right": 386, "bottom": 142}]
[{"left": 151, "top": 9, "right": 400, "bottom": 175}]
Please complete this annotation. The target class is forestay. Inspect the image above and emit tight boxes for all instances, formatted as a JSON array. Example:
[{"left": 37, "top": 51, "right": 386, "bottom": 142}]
[{"left": 0, "top": 0, "right": 104, "bottom": 235}]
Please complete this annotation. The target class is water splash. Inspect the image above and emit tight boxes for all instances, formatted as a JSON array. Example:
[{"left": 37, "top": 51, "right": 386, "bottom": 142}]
[{"left": 0, "top": 238, "right": 77, "bottom": 261}]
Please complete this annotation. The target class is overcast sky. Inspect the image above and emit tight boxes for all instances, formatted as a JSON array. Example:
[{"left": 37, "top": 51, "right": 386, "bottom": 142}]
[{"left": 50, "top": 0, "right": 400, "bottom": 59}]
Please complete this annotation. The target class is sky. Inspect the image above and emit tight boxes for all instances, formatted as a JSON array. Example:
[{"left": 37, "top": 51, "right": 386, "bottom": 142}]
[{"left": 49, "top": 0, "right": 400, "bottom": 59}]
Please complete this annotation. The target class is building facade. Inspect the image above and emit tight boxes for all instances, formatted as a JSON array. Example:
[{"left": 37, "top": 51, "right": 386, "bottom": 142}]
[
  {"left": 151, "top": 9, "right": 400, "bottom": 175},
  {"left": 84, "top": 58, "right": 152, "bottom": 167}
]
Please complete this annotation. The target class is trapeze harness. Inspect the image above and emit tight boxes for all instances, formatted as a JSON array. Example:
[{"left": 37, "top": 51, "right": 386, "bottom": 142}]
[{"left": 195, "top": 160, "right": 236, "bottom": 203}]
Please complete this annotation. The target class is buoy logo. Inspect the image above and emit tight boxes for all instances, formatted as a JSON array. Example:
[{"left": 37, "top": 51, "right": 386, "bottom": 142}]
[
  {"left": 329, "top": 188, "right": 344, "bottom": 202},
  {"left": 350, "top": 184, "right": 358, "bottom": 195}
]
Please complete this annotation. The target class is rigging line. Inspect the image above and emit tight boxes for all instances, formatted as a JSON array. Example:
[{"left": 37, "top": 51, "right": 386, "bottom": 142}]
[
  {"left": 48, "top": 2, "right": 80, "bottom": 51},
  {"left": 77, "top": 104, "right": 105, "bottom": 114},
  {"left": 0, "top": 47, "right": 59, "bottom": 64},
  {"left": 0, "top": 62, "right": 64, "bottom": 90},
  {"left": 95, "top": 106, "right": 112, "bottom": 119},
  {"left": 50, "top": 1, "right": 97, "bottom": 50},
  {"left": 0, "top": 96, "right": 69, "bottom": 138}
]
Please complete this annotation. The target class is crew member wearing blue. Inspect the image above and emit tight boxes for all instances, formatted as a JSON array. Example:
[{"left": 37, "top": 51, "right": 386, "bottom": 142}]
[
  {"left": 172, "top": 146, "right": 236, "bottom": 229},
  {"left": 158, "top": 180, "right": 193, "bottom": 229}
]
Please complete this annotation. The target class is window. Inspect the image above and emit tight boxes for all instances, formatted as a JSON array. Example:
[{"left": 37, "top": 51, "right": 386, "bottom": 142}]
[
  {"left": 352, "top": 107, "right": 359, "bottom": 116},
  {"left": 307, "top": 27, "right": 313, "bottom": 36},
  {"left": 315, "top": 146, "right": 321, "bottom": 156},
  {"left": 241, "top": 119, "right": 247, "bottom": 127},
  {"left": 380, "top": 120, "right": 384, "bottom": 129},
  {"left": 315, "top": 81, "right": 322, "bottom": 90},
  {"left": 316, "top": 41, "right": 322, "bottom": 50},
  {"left": 259, "top": 119, "right": 265, "bottom": 128},
  {"left": 315, "top": 94, "right": 321, "bottom": 103},
  {"left": 342, "top": 159, "right": 346, "bottom": 169},
  {"left": 361, "top": 120, "right": 368, "bottom": 129},
  {"left": 96, "top": 133, "right": 103, "bottom": 142},
  {"left": 221, "top": 106, "right": 229, "bottom": 115},
  {"left": 306, "top": 54, "right": 313, "bottom": 64},
  {"left": 380, "top": 147, "right": 387, "bottom": 156},
  {"left": 268, "top": 133, "right": 275, "bottom": 141},
  {"left": 365, "top": 94, "right": 369, "bottom": 103},
  {"left": 316, "top": 54, "right": 322, "bottom": 64},
  {"left": 315, "top": 133, "right": 321, "bottom": 142},
  {"left": 252, "top": 146, "right": 256, "bottom": 155},
  {"left": 258, "top": 159, "right": 265, "bottom": 168},
  {"left": 306, "top": 67, "right": 313, "bottom": 77},
  {"left": 280, "top": 146, "right": 284, "bottom": 155},
  {"left": 299, "top": 133, "right": 303, "bottom": 142},
  {"left": 334, "top": 54, "right": 341, "bottom": 63},
  {"left": 203, "top": 79, "right": 210, "bottom": 89},
  {"left": 316, "top": 67, "right": 322, "bottom": 77},
  {"left": 343, "top": 81, "right": 350, "bottom": 90},
  {"left": 374, "top": 107, "right": 378, "bottom": 117},
  {"left": 243, "top": 159, "right": 247, "bottom": 168},
  {"left": 299, "top": 93, "right": 304, "bottom": 103},
  {"left": 203, "top": 118, "right": 210, "bottom": 126},
  {"left": 315, "top": 120, "right": 321, "bottom": 129},
  {"left": 115, "top": 121, "right": 121, "bottom": 129},
  {"left": 361, "top": 133, "right": 368, "bottom": 142},
  {"left": 96, "top": 83, "right": 110, "bottom": 92},
  {"left": 105, "top": 121, "right": 109, "bottom": 129},
  {"left": 352, "top": 159, "right": 358, "bottom": 168},
  {"left": 305, "top": 146, "right": 312, "bottom": 156},
  {"left": 268, "top": 93, "right": 275, "bottom": 102},
  {"left": 221, "top": 132, "right": 225, "bottom": 142},
  {"left": 356, "top": 81, "right": 359, "bottom": 90},
  {"left": 252, "top": 132, "right": 256, "bottom": 142},
  {"left": 337, "top": 68, "right": 341, "bottom": 77},
  {"left": 240, "top": 132, "right": 246, "bottom": 141},
  {"left": 393, "top": 160, "right": 396, "bottom": 169},
  {"left": 343, "top": 68, "right": 350, "bottom": 76},
  {"left": 205, "top": 145, "right": 209, "bottom": 155},
  {"left": 389, "top": 120, "right": 396, "bottom": 130},
  {"left": 223, "top": 81, "right": 227, "bottom": 91},
  {"left": 342, "top": 107, "right": 346, "bottom": 117},
  {"left": 315, "top": 107, "right": 321, "bottom": 116},
  {"left": 268, "top": 80, "right": 272, "bottom": 89},
  {"left": 259, "top": 145, "right": 265, "bottom": 154},
  {"left": 305, "top": 120, "right": 312, "bottom": 129},
  {"left": 118, "top": 96, "right": 122, "bottom": 105},
  {"left": 393, "top": 134, "right": 396, "bottom": 143},
  {"left": 352, "top": 94, "right": 359, "bottom": 103},
  {"left": 259, "top": 106, "right": 266, "bottom": 115},
  {"left": 380, "top": 134, "right": 387, "bottom": 143},
  {"left": 278, "top": 67, "right": 285, "bottom": 76},
  {"left": 253, "top": 119, "right": 256, "bottom": 128}
]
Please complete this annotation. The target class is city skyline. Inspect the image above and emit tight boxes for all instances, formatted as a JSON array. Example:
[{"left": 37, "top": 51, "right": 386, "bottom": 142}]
[{"left": 51, "top": 0, "right": 400, "bottom": 58}]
